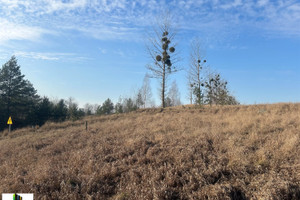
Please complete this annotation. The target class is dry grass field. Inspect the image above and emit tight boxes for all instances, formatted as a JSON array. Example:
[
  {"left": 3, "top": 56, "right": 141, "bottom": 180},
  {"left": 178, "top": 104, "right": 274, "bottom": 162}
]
[{"left": 0, "top": 103, "right": 300, "bottom": 199}]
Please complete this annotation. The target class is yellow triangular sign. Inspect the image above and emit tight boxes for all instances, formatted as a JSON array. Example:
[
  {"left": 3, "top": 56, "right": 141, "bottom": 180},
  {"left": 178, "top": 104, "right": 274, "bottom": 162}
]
[{"left": 7, "top": 116, "right": 12, "bottom": 125}]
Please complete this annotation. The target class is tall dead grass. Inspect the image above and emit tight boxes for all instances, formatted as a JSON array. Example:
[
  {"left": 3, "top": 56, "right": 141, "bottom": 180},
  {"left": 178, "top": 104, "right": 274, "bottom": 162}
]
[{"left": 0, "top": 103, "right": 299, "bottom": 199}]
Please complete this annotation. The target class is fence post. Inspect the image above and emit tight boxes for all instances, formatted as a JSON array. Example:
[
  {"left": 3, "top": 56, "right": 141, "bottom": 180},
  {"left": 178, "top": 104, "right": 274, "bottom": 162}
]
[{"left": 85, "top": 121, "right": 88, "bottom": 131}]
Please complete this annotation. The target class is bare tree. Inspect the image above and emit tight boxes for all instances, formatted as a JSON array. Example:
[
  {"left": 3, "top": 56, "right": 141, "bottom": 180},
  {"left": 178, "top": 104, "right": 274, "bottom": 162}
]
[
  {"left": 66, "top": 97, "right": 76, "bottom": 108},
  {"left": 146, "top": 14, "right": 180, "bottom": 108},
  {"left": 187, "top": 72, "right": 194, "bottom": 105},
  {"left": 84, "top": 103, "right": 93, "bottom": 115},
  {"left": 140, "top": 74, "right": 153, "bottom": 108},
  {"left": 135, "top": 90, "right": 144, "bottom": 109},
  {"left": 167, "top": 80, "right": 181, "bottom": 107},
  {"left": 188, "top": 39, "right": 207, "bottom": 105}
]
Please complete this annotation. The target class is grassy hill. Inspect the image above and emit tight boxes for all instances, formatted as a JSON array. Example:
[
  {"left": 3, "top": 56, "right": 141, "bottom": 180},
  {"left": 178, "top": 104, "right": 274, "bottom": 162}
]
[{"left": 0, "top": 103, "right": 300, "bottom": 199}]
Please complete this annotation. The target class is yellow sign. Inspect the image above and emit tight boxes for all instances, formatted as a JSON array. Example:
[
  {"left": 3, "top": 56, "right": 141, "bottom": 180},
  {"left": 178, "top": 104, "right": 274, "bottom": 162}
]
[{"left": 7, "top": 116, "right": 12, "bottom": 125}]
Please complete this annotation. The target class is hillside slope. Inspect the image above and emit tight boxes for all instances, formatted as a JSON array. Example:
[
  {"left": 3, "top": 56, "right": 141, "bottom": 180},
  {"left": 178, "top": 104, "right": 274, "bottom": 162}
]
[{"left": 0, "top": 103, "right": 300, "bottom": 199}]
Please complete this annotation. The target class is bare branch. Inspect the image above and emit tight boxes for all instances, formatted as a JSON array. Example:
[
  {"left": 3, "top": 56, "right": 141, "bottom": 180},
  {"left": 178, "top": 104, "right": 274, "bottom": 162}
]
[{"left": 145, "top": 12, "right": 180, "bottom": 108}]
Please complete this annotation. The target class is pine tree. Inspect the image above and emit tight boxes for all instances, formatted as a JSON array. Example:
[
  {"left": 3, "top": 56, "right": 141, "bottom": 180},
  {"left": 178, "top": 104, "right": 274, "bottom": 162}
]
[
  {"left": 97, "top": 98, "right": 114, "bottom": 115},
  {"left": 66, "top": 97, "right": 83, "bottom": 121},
  {"left": 0, "top": 56, "right": 40, "bottom": 129},
  {"left": 123, "top": 98, "right": 137, "bottom": 113},
  {"left": 35, "top": 97, "right": 54, "bottom": 126},
  {"left": 204, "top": 73, "right": 239, "bottom": 105},
  {"left": 52, "top": 99, "right": 68, "bottom": 122},
  {"left": 114, "top": 97, "right": 124, "bottom": 114}
]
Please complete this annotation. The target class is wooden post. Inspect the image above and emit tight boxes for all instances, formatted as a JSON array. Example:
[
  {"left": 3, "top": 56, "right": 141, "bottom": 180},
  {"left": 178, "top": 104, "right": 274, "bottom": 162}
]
[
  {"left": 85, "top": 121, "right": 88, "bottom": 131},
  {"left": 9, "top": 124, "right": 11, "bottom": 133}
]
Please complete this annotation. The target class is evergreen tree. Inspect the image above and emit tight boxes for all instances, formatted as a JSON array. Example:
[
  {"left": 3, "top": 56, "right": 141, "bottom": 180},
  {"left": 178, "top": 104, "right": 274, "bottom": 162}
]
[
  {"left": 97, "top": 98, "right": 114, "bottom": 115},
  {"left": 77, "top": 108, "right": 85, "bottom": 119},
  {"left": 52, "top": 99, "right": 68, "bottom": 122},
  {"left": 35, "top": 97, "right": 54, "bottom": 126},
  {"left": 68, "top": 102, "right": 80, "bottom": 121},
  {"left": 0, "top": 97, "right": 5, "bottom": 129},
  {"left": 0, "top": 56, "right": 40, "bottom": 129},
  {"left": 205, "top": 76, "right": 214, "bottom": 106},
  {"left": 204, "top": 73, "right": 239, "bottom": 105},
  {"left": 115, "top": 97, "right": 124, "bottom": 114},
  {"left": 66, "top": 97, "right": 83, "bottom": 121},
  {"left": 115, "top": 102, "right": 124, "bottom": 114},
  {"left": 123, "top": 98, "right": 137, "bottom": 113}
]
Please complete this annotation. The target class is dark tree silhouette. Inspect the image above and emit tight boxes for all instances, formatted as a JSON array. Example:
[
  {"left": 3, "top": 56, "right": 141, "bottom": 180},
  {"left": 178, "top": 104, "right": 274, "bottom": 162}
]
[{"left": 0, "top": 56, "right": 40, "bottom": 129}]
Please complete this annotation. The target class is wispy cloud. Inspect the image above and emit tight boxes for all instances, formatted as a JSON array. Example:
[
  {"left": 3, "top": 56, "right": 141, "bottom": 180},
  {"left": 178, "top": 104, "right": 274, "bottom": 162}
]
[
  {"left": 220, "top": 0, "right": 243, "bottom": 9},
  {"left": 0, "top": 0, "right": 299, "bottom": 44},
  {"left": 0, "top": 19, "right": 49, "bottom": 44},
  {"left": 13, "top": 51, "right": 89, "bottom": 62},
  {"left": 14, "top": 51, "right": 67, "bottom": 60}
]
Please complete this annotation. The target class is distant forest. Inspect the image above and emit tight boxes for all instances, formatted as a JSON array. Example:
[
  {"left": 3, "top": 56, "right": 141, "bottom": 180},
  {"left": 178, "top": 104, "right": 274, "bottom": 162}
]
[
  {"left": 0, "top": 56, "right": 147, "bottom": 131},
  {"left": 0, "top": 55, "right": 238, "bottom": 131}
]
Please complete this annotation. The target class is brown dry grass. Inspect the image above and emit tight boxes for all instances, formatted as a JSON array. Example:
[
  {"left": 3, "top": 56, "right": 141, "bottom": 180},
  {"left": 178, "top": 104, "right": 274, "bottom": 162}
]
[{"left": 0, "top": 103, "right": 300, "bottom": 199}]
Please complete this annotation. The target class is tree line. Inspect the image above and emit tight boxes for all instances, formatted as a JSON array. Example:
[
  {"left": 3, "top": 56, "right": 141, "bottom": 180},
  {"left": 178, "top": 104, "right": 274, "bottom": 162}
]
[
  {"left": 0, "top": 15, "right": 238, "bottom": 131},
  {"left": 0, "top": 57, "right": 147, "bottom": 131},
  {"left": 0, "top": 56, "right": 183, "bottom": 131},
  {"left": 0, "top": 56, "right": 85, "bottom": 131}
]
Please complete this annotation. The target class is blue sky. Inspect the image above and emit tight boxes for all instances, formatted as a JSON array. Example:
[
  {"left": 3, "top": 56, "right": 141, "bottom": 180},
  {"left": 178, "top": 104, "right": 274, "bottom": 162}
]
[{"left": 0, "top": 0, "right": 299, "bottom": 106}]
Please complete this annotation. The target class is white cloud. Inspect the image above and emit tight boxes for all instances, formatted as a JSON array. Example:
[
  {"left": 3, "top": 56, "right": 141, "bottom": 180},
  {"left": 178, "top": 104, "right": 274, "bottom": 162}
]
[
  {"left": 13, "top": 51, "right": 89, "bottom": 62},
  {"left": 0, "top": 0, "right": 300, "bottom": 44},
  {"left": 0, "top": 0, "right": 87, "bottom": 15},
  {"left": 14, "top": 51, "right": 71, "bottom": 60},
  {"left": 45, "top": 0, "right": 87, "bottom": 13},
  {"left": 0, "top": 19, "right": 48, "bottom": 44}
]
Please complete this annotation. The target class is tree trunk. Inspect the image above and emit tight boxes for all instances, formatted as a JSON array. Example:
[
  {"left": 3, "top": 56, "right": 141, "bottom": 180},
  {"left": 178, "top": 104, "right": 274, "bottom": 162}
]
[
  {"left": 162, "top": 64, "right": 166, "bottom": 108},
  {"left": 197, "top": 63, "right": 201, "bottom": 105}
]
